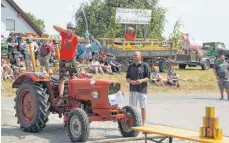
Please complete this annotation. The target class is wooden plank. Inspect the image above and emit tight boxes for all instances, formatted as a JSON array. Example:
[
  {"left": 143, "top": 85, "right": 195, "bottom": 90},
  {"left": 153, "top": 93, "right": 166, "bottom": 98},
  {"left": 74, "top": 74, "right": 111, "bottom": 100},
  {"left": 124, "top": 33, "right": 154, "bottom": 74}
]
[
  {"left": 86, "top": 135, "right": 163, "bottom": 143},
  {"left": 131, "top": 125, "right": 229, "bottom": 143}
]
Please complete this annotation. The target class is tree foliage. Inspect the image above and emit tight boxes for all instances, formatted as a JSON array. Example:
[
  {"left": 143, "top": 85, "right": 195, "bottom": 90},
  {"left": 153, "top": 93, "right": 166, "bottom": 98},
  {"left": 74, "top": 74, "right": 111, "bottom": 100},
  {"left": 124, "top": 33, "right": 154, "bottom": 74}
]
[
  {"left": 168, "top": 20, "right": 183, "bottom": 50},
  {"left": 75, "top": 0, "right": 166, "bottom": 40},
  {"left": 26, "top": 12, "right": 45, "bottom": 32}
]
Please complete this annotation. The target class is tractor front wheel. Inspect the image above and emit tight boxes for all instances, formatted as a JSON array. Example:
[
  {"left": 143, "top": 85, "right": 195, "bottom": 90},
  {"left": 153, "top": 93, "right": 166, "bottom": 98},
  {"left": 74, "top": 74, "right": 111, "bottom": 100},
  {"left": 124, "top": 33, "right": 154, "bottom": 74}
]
[
  {"left": 14, "top": 82, "right": 50, "bottom": 133},
  {"left": 67, "top": 108, "right": 90, "bottom": 142},
  {"left": 118, "top": 106, "right": 141, "bottom": 137}
]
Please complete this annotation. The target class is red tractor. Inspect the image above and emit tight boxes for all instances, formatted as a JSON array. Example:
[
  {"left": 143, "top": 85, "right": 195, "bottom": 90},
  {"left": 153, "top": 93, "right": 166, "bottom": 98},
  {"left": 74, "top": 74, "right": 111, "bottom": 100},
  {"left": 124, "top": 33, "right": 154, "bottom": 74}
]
[{"left": 12, "top": 65, "right": 141, "bottom": 142}]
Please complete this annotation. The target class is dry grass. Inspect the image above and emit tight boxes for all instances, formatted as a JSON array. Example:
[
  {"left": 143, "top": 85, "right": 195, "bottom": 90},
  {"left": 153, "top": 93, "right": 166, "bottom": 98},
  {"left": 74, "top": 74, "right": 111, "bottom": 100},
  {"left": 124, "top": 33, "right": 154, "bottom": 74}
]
[
  {"left": 1, "top": 66, "right": 219, "bottom": 97},
  {"left": 93, "top": 66, "right": 218, "bottom": 94}
]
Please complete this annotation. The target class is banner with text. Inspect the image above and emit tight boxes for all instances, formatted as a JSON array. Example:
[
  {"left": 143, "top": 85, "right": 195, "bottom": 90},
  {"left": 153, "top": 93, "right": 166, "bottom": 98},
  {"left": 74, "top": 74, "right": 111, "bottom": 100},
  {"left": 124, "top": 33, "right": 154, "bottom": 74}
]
[{"left": 115, "top": 8, "right": 152, "bottom": 24}]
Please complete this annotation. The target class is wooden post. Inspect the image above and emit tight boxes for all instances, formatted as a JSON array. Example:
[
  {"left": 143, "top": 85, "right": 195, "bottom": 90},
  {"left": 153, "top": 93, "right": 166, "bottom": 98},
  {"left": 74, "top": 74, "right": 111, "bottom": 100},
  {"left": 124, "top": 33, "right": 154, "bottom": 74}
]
[
  {"left": 53, "top": 39, "right": 60, "bottom": 62},
  {"left": 55, "top": 44, "right": 60, "bottom": 61},
  {"left": 29, "top": 42, "right": 36, "bottom": 72}
]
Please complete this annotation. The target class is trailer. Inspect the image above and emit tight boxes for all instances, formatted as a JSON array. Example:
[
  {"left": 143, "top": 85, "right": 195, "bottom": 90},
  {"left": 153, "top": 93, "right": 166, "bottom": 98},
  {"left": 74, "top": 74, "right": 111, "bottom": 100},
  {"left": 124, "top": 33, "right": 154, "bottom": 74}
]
[
  {"left": 175, "top": 53, "right": 216, "bottom": 70},
  {"left": 103, "top": 47, "right": 178, "bottom": 72}
]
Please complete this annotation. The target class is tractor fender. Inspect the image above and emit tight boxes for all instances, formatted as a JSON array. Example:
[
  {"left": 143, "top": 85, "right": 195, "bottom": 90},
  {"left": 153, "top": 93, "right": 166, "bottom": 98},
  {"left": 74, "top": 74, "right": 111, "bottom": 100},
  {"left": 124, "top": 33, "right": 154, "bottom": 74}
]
[
  {"left": 12, "top": 72, "right": 50, "bottom": 88},
  {"left": 200, "top": 58, "right": 210, "bottom": 65}
]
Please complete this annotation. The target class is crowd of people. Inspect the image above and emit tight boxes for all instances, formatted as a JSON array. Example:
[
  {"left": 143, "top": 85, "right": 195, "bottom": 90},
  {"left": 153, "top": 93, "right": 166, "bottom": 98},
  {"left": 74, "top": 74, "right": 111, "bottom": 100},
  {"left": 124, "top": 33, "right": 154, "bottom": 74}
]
[
  {"left": 1, "top": 31, "right": 181, "bottom": 90},
  {"left": 1, "top": 32, "right": 60, "bottom": 80}
]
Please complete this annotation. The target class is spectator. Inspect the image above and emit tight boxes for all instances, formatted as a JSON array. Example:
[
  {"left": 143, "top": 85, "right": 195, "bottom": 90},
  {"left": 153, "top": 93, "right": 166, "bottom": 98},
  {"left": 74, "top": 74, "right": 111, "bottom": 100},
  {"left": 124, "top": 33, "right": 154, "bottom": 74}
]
[
  {"left": 126, "top": 51, "right": 150, "bottom": 126},
  {"left": 167, "top": 67, "right": 180, "bottom": 87},
  {"left": 21, "top": 35, "right": 39, "bottom": 71},
  {"left": 1, "top": 59, "right": 14, "bottom": 81},
  {"left": 81, "top": 38, "right": 92, "bottom": 64},
  {"left": 89, "top": 54, "right": 104, "bottom": 74},
  {"left": 214, "top": 54, "right": 229, "bottom": 100},
  {"left": 108, "top": 57, "right": 121, "bottom": 73},
  {"left": 150, "top": 63, "right": 157, "bottom": 73},
  {"left": 100, "top": 54, "right": 113, "bottom": 75},
  {"left": 7, "top": 32, "right": 18, "bottom": 62},
  {"left": 40, "top": 66, "right": 49, "bottom": 76},
  {"left": 151, "top": 68, "right": 164, "bottom": 86},
  {"left": 12, "top": 58, "right": 24, "bottom": 78},
  {"left": 125, "top": 27, "right": 136, "bottom": 41},
  {"left": 35, "top": 39, "right": 42, "bottom": 67},
  {"left": 39, "top": 38, "right": 52, "bottom": 71},
  {"left": 89, "top": 35, "right": 102, "bottom": 56}
]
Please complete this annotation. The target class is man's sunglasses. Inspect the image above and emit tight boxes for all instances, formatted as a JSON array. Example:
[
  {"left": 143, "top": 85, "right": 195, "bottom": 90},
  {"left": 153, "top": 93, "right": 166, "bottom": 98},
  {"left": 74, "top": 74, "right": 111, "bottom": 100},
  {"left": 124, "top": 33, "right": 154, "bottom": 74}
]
[{"left": 67, "top": 27, "right": 75, "bottom": 30}]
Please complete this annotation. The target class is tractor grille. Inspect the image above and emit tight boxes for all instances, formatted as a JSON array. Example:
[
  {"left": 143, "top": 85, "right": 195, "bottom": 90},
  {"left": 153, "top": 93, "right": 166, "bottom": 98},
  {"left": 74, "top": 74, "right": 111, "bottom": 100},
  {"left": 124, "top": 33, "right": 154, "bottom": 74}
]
[{"left": 109, "top": 82, "right": 121, "bottom": 95}]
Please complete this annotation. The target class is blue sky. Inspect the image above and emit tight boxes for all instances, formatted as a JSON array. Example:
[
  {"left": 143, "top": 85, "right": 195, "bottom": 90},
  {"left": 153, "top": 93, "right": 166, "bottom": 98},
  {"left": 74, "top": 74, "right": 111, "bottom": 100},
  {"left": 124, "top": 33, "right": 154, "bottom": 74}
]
[{"left": 14, "top": 0, "right": 229, "bottom": 46}]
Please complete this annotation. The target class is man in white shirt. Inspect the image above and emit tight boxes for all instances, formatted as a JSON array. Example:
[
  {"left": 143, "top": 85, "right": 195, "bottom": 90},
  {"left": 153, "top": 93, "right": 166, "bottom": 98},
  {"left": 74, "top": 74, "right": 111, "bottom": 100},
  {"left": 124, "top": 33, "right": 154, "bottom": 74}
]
[{"left": 21, "top": 36, "right": 39, "bottom": 71}]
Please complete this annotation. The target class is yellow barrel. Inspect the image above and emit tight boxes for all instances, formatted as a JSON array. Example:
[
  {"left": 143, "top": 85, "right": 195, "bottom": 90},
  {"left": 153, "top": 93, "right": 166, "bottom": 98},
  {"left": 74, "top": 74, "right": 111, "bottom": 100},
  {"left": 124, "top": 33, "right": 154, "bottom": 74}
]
[
  {"left": 206, "top": 128, "right": 213, "bottom": 138},
  {"left": 213, "top": 128, "right": 223, "bottom": 140},
  {"left": 209, "top": 118, "right": 219, "bottom": 129},
  {"left": 206, "top": 107, "right": 215, "bottom": 118},
  {"left": 199, "top": 127, "right": 207, "bottom": 137},
  {"left": 203, "top": 117, "right": 210, "bottom": 127}
]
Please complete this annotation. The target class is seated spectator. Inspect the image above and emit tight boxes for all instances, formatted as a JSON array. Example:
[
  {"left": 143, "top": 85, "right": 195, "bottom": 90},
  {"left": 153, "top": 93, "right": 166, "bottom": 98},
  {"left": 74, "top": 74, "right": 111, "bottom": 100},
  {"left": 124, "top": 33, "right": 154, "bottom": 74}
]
[
  {"left": 40, "top": 66, "right": 49, "bottom": 76},
  {"left": 100, "top": 54, "right": 113, "bottom": 75},
  {"left": 150, "top": 63, "right": 157, "bottom": 73},
  {"left": 167, "top": 68, "right": 180, "bottom": 87},
  {"left": 108, "top": 57, "right": 121, "bottom": 73},
  {"left": 89, "top": 55, "right": 104, "bottom": 74},
  {"left": 151, "top": 68, "right": 164, "bottom": 86},
  {"left": 1, "top": 59, "right": 14, "bottom": 81},
  {"left": 12, "top": 58, "right": 25, "bottom": 78}
]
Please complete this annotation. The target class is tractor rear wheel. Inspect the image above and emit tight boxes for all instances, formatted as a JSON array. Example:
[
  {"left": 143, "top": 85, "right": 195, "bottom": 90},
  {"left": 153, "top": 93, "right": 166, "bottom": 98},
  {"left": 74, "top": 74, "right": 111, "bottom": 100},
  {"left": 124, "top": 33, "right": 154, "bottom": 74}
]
[
  {"left": 67, "top": 108, "right": 90, "bottom": 142},
  {"left": 118, "top": 106, "right": 141, "bottom": 137},
  {"left": 14, "top": 82, "right": 50, "bottom": 133}
]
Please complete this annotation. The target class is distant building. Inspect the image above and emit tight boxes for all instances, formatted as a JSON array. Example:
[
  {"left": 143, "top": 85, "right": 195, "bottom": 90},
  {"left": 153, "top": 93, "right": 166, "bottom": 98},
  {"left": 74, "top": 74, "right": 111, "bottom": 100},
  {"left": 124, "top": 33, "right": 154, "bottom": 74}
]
[{"left": 1, "top": 0, "right": 43, "bottom": 37}]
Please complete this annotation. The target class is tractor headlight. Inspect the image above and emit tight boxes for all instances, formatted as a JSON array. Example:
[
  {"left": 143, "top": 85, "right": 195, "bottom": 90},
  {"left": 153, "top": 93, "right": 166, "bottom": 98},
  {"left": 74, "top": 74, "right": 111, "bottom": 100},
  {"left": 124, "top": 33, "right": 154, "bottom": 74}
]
[{"left": 92, "top": 91, "right": 99, "bottom": 99}]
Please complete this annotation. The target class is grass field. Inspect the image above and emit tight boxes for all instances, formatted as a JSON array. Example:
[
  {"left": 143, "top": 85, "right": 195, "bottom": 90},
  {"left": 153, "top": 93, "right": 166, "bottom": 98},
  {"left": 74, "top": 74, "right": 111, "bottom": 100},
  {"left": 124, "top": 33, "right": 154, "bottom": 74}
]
[{"left": 1, "top": 66, "right": 219, "bottom": 97}]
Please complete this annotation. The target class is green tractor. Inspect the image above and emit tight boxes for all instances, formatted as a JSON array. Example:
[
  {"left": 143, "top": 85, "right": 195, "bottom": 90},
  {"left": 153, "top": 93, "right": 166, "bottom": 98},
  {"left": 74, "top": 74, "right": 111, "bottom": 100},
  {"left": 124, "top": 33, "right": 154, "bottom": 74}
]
[{"left": 202, "top": 42, "right": 229, "bottom": 59}]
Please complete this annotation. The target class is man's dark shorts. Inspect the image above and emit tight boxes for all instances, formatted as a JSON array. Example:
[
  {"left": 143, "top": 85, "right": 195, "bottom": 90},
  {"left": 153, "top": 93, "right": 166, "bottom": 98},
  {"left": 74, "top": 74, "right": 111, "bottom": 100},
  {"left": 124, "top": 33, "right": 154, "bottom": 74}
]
[
  {"left": 218, "top": 80, "right": 229, "bottom": 90},
  {"left": 59, "top": 60, "right": 77, "bottom": 80}
]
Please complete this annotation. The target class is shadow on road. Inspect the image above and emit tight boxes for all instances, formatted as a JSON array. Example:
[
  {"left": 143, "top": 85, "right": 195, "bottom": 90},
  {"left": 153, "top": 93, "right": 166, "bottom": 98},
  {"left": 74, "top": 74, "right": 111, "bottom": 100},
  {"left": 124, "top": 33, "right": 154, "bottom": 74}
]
[{"left": 1, "top": 123, "right": 120, "bottom": 143}]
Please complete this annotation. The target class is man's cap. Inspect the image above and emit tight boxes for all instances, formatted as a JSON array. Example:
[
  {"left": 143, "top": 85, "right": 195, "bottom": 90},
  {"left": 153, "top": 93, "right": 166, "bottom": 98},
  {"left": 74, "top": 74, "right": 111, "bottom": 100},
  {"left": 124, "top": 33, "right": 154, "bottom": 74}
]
[{"left": 66, "top": 22, "right": 76, "bottom": 29}]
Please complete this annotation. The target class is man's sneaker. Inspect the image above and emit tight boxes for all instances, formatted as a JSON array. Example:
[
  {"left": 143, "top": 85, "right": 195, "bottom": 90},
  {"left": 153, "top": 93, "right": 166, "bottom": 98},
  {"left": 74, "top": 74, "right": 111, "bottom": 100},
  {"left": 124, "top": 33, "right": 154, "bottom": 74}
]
[{"left": 220, "top": 96, "right": 224, "bottom": 100}]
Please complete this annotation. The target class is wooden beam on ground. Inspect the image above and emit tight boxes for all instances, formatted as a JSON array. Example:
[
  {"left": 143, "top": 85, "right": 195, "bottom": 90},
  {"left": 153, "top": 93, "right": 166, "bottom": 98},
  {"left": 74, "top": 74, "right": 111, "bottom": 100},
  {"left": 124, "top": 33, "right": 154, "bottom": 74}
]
[{"left": 86, "top": 135, "right": 163, "bottom": 143}]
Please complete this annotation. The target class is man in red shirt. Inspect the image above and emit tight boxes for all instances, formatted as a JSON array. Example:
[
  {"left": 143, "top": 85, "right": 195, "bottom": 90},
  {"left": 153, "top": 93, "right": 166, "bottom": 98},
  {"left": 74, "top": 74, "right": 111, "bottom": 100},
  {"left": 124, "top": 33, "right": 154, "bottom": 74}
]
[
  {"left": 53, "top": 22, "right": 82, "bottom": 105},
  {"left": 125, "top": 27, "right": 136, "bottom": 41}
]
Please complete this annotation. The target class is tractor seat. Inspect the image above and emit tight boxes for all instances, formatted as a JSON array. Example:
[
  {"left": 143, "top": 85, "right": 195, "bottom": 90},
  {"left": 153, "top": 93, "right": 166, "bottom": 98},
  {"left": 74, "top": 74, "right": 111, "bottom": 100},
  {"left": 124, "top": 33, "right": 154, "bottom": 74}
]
[{"left": 51, "top": 75, "right": 59, "bottom": 82}]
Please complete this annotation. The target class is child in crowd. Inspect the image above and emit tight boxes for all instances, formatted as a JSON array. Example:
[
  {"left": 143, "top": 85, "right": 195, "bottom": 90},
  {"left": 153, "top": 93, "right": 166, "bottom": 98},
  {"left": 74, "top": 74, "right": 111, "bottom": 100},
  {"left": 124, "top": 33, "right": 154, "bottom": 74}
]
[
  {"left": 89, "top": 54, "right": 104, "bottom": 74},
  {"left": 151, "top": 68, "right": 164, "bottom": 86},
  {"left": 1, "top": 59, "right": 14, "bottom": 81},
  {"left": 167, "top": 67, "right": 180, "bottom": 87},
  {"left": 40, "top": 66, "right": 49, "bottom": 76}
]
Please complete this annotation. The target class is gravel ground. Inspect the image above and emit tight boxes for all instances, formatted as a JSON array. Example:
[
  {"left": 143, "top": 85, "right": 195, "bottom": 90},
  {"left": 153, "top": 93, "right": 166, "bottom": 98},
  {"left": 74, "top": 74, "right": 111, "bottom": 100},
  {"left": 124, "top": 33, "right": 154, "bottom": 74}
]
[{"left": 1, "top": 92, "right": 229, "bottom": 143}]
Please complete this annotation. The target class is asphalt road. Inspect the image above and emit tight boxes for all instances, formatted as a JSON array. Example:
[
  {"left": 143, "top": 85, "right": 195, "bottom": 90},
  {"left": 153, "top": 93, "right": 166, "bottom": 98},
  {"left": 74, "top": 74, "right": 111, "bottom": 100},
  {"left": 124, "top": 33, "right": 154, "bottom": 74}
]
[{"left": 1, "top": 92, "right": 229, "bottom": 143}]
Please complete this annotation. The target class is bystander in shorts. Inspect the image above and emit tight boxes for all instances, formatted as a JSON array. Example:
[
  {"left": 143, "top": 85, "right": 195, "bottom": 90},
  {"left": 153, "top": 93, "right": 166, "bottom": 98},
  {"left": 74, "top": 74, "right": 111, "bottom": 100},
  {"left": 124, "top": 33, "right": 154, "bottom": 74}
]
[
  {"left": 218, "top": 79, "right": 229, "bottom": 90},
  {"left": 129, "top": 91, "right": 147, "bottom": 108}
]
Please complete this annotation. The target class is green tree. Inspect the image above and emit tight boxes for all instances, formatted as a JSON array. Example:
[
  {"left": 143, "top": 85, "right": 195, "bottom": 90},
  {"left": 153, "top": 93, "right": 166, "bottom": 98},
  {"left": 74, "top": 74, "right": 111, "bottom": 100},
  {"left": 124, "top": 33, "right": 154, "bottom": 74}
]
[
  {"left": 75, "top": 0, "right": 166, "bottom": 40},
  {"left": 168, "top": 20, "right": 183, "bottom": 50},
  {"left": 26, "top": 12, "right": 45, "bottom": 32}
]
